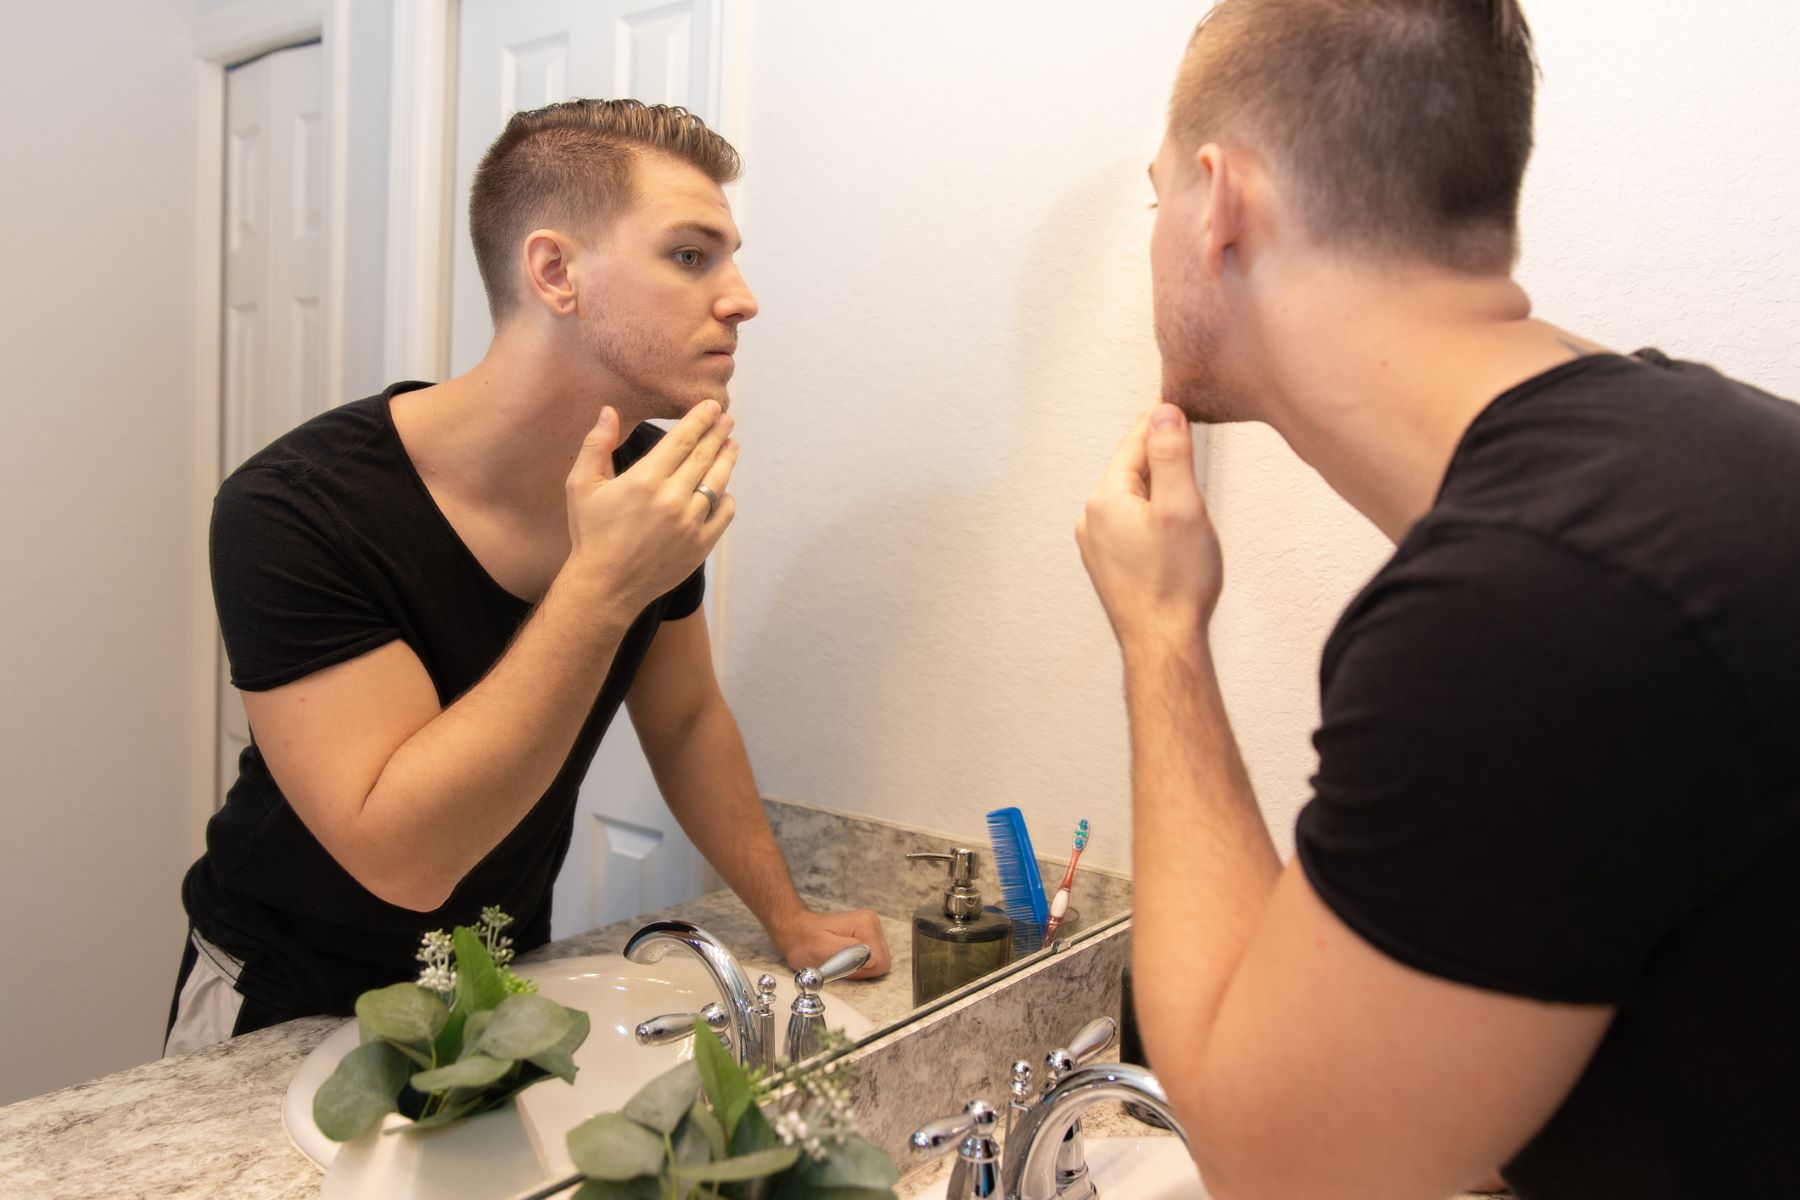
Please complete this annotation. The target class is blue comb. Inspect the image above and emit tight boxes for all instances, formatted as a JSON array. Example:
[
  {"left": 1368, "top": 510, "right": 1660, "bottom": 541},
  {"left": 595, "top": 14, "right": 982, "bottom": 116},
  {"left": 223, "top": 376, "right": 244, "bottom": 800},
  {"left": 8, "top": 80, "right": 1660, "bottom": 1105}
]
[{"left": 986, "top": 806, "right": 1050, "bottom": 955}]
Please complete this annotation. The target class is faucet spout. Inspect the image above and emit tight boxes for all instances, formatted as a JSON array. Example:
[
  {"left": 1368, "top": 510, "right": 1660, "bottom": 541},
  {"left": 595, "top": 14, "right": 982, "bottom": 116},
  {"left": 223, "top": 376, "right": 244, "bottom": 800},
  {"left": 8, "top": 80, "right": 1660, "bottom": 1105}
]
[
  {"left": 624, "top": 919, "right": 767, "bottom": 1069},
  {"left": 1003, "top": 1063, "right": 1189, "bottom": 1200}
]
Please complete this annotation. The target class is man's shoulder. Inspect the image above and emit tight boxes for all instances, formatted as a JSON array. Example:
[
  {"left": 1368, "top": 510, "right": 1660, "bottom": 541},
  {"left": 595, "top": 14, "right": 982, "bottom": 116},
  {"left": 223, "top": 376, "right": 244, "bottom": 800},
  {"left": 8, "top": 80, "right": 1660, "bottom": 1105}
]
[{"left": 221, "top": 386, "right": 418, "bottom": 499}]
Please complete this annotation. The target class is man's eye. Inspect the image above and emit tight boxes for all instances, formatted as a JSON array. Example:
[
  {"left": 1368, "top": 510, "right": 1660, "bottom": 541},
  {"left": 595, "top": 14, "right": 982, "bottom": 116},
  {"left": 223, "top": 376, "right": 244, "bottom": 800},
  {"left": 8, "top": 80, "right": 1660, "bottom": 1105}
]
[{"left": 674, "top": 248, "right": 704, "bottom": 267}]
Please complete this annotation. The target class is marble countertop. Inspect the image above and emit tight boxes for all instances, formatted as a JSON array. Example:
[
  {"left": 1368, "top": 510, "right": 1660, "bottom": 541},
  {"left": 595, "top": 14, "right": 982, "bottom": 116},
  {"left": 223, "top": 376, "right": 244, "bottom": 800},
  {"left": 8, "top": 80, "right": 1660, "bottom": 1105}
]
[{"left": 0, "top": 889, "right": 909, "bottom": 1200}]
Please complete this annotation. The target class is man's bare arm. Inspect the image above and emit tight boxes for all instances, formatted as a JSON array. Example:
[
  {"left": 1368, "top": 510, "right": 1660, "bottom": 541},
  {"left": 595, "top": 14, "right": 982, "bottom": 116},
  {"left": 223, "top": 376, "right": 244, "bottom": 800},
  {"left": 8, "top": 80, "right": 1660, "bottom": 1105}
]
[
  {"left": 1080, "top": 406, "right": 1611, "bottom": 1199},
  {"left": 242, "top": 403, "right": 738, "bottom": 911},
  {"left": 626, "top": 613, "right": 891, "bottom": 977}
]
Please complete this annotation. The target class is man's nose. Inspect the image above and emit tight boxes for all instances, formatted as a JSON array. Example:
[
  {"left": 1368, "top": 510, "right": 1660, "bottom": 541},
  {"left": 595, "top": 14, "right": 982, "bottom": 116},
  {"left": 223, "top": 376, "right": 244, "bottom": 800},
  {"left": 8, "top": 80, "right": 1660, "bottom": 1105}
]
[{"left": 717, "top": 268, "right": 758, "bottom": 325}]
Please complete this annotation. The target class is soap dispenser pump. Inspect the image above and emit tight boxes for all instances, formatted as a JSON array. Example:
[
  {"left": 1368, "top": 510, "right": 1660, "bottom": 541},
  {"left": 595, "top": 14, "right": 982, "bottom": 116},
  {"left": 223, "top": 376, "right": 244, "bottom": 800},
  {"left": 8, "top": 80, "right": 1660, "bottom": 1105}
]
[{"left": 906, "top": 847, "right": 1014, "bottom": 1006}]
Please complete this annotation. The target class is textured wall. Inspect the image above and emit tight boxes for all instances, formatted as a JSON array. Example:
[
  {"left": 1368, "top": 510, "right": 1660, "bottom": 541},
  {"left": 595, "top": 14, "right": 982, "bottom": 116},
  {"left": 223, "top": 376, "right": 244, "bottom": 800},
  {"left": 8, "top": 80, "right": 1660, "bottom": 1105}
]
[
  {"left": 0, "top": 1, "right": 202, "bottom": 1102},
  {"left": 719, "top": 3, "right": 1210, "bottom": 875},
  {"left": 722, "top": 0, "right": 1800, "bottom": 875}
]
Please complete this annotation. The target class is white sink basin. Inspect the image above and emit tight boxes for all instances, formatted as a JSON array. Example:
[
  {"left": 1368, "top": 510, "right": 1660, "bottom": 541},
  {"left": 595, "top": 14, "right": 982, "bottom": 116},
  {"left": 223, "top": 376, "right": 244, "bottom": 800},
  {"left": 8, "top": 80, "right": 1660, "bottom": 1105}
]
[
  {"left": 282, "top": 952, "right": 874, "bottom": 1199},
  {"left": 910, "top": 1136, "right": 1208, "bottom": 1200}
]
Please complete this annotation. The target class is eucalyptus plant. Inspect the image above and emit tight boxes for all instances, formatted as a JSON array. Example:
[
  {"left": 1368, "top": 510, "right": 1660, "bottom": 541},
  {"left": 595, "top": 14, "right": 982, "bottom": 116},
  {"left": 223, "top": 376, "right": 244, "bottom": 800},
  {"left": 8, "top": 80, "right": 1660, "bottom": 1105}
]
[
  {"left": 565, "top": 1021, "right": 898, "bottom": 1200},
  {"left": 313, "top": 908, "right": 591, "bottom": 1140}
]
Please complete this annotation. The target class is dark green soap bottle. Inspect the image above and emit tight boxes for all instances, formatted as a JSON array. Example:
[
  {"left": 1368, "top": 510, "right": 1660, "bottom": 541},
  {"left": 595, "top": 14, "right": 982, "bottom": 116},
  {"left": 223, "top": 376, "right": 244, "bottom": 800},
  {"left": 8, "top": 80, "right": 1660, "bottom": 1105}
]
[{"left": 906, "top": 847, "right": 1013, "bottom": 1006}]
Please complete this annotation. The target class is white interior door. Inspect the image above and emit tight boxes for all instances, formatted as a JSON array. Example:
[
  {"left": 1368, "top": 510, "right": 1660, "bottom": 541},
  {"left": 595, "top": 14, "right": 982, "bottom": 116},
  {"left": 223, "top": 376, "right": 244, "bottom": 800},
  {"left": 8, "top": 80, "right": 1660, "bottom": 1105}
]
[
  {"left": 216, "top": 42, "right": 328, "bottom": 809},
  {"left": 450, "top": 0, "right": 723, "bottom": 937}
]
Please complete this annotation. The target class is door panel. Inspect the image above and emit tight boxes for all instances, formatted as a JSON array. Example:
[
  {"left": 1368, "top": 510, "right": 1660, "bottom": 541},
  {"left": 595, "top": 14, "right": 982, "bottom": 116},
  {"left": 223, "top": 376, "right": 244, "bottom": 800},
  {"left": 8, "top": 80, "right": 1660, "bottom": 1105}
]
[{"left": 217, "top": 42, "right": 327, "bottom": 809}]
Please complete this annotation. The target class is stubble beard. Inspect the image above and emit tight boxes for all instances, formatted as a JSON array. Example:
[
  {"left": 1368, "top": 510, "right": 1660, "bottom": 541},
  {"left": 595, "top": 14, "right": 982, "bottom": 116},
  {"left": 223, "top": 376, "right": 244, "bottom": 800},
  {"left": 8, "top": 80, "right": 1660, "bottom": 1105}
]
[
  {"left": 580, "top": 305, "right": 728, "bottom": 418},
  {"left": 1153, "top": 259, "right": 1251, "bottom": 427}
]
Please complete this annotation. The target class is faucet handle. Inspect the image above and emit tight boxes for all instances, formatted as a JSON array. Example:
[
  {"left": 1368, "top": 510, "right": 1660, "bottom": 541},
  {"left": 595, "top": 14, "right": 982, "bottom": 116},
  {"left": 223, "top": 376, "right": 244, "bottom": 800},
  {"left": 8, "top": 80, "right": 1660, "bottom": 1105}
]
[
  {"left": 635, "top": 1001, "right": 731, "bottom": 1047},
  {"left": 1041, "top": 1016, "right": 1118, "bottom": 1092},
  {"left": 1067, "top": 1016, "right": 1118, "bottom": 1064},
  {"left": 912, "top": 1099, "right": 1001, "bottom": 1200},
  {"left": 813, "top": 943, "right": 873, "bottom": 987}
]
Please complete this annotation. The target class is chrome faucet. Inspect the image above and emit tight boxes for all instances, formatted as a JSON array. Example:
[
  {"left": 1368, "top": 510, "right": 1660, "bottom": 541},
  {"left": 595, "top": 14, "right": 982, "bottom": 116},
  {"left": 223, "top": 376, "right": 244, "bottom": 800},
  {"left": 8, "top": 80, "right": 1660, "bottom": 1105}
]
[
  {"left": 1004, "top": 1062, "right": 1187, "bottom": 1200},
  {"left": 909, "top": 1016, "right": 1188, "bottom": 1200},
  {"left": 624, "top": 919, "right": 773, "bottom": 1070}
]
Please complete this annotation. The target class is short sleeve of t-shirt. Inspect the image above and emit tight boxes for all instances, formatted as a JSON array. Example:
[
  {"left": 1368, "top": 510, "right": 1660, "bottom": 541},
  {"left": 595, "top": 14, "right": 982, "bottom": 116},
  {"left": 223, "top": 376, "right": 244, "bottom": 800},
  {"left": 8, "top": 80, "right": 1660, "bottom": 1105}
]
[
  {"left": 1296, "top": 522, "right": 1760, "bottom": 1005},
  {"left": 211, "top": 464, "right": 402, "bottom": 691}
]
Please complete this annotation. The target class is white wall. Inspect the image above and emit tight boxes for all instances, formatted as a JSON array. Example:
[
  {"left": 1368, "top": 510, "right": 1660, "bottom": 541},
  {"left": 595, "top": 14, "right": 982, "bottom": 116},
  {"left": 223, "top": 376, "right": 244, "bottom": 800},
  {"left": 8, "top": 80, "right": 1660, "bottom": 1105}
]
[
  {"left": 0, "top": 2, "right": 204, "bottom": 1103},
  {"left": 721, "top": 0, "right": 1800, "bottom": 877},
  {"left": 721, "top": 3, "right": 1210, "bottom": 876}
]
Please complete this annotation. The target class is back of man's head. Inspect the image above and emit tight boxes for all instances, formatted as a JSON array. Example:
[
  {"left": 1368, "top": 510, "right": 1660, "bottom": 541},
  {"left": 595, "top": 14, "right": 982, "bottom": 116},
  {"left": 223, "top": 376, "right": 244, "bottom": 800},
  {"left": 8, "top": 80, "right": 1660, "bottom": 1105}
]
[
  {"left": 1170, "top": 0, "right": 1536, "bottom": 275},
  {"left": 469, "top": 98, "right": 741, "bottom": 324}
]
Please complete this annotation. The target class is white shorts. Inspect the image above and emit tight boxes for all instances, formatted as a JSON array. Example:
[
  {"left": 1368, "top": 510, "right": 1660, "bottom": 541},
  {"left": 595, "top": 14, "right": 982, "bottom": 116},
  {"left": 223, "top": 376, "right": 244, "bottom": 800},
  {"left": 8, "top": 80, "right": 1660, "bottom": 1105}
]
[{"left": 163, "top": 931, "right": 248, "bottom": 1057}]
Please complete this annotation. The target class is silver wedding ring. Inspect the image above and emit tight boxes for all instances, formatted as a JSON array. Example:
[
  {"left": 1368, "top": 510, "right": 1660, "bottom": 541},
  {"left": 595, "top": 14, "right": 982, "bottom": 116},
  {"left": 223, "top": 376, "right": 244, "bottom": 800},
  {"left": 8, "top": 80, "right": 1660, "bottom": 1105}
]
[{"left": 694, "top": 482, "right": 721, "bottom": 518}]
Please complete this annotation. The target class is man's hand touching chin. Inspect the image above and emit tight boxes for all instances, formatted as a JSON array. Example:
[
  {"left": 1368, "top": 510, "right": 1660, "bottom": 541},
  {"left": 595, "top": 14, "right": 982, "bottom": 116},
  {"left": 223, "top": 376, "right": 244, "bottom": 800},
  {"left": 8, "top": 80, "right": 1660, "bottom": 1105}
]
[
  {"left": 1076, "top": 402, "right": 1223, "bottom": 658},
  {"left": 774, "top": 908, "right": 892, "bottom": 980}
]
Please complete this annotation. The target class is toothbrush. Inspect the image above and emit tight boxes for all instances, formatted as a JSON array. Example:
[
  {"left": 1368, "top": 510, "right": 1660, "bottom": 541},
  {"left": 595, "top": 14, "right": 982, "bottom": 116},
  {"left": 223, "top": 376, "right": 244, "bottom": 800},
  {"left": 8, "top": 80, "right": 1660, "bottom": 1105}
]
[{"left": 1041, "top": 820, "right": 1090, "bottom": 942}]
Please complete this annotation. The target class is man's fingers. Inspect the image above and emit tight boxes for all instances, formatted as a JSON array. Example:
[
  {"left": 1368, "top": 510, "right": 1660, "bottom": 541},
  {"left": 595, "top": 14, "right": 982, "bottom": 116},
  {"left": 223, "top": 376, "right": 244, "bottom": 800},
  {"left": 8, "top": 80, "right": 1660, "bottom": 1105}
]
[
  {"left": 669, "top": 410, "right": 735, "bottom": 493},
  {"left": 690, "top": 438, "right": 741, "bottom": 529},
  {"left": 571, "top": 406, "right": 621, "bottom": 484},
  {"left": 637, "top": 399, "right": 725, "bottom": 478},
  {"left": 1144, "top": 403, "right": 1202, "bottom": 510},
  {"left": 1102, "top": 411, "right": 1153, "bottom": 499}
]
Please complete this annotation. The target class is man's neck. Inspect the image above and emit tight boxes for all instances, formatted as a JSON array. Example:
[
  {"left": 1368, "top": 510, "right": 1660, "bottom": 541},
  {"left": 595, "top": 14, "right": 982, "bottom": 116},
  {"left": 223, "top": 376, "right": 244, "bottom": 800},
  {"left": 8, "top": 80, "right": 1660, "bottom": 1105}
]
[
  {"left": 394, "top": 327, "right": 644, "bottom": 521},
  {"left": 1248, "top": 262, "right": 1602, "bottom": 543}
]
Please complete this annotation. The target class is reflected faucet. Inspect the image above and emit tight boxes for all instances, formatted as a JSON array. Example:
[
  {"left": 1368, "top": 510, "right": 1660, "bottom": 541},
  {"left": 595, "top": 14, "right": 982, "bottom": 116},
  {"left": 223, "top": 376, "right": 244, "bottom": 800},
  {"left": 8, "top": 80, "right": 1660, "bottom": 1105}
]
[{"left": 624, "top": 919, "right": 772, "bottom": 1070}]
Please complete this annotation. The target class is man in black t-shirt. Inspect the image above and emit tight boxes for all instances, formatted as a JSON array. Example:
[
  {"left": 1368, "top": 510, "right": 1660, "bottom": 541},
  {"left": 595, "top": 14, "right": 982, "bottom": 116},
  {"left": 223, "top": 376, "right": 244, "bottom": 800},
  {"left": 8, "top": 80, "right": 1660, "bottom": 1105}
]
[
  {"left": 1076, "top": 4, "right": 1797, "bottom": 1199},
  {"left": 171, "top": 100, "right": 889, "bottom": 1050}
]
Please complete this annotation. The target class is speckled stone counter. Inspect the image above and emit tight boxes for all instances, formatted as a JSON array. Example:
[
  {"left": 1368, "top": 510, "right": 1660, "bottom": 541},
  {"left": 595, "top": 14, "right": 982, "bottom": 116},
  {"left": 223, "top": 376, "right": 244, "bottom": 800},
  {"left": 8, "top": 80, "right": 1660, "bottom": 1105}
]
[{"left": 0, "top": 887, "right": 903, "bottom": 1200}]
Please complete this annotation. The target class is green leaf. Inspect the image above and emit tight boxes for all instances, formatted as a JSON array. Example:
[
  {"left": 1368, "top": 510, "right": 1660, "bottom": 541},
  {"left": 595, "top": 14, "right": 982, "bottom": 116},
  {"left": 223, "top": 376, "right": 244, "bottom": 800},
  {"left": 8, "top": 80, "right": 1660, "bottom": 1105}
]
[
  {"left": 409, "top": 1054, "right": 514, "bottom": 1092},
  {"left": 572, "top": 1179, "right": 664, "bottom": 1200},
  {"left": 788, "top": 1136, "right": 897, "bottom": 1191},
  {"left": 729, "top": 1103, "right": 779, "bottom": 1158},
  {"left": 687, "top": 1094, "right": 727, "bottom": 1160},
  {"left": 526, "top": 1006, "right": 590, "bottom": 1084},
  {"left": 313, "top": 1040, "right": 409, "bottom": 1141},
  {"left": 622, "top": 1059, "right": 702, "bottom": 1135},
  {"left": 454, "top": 924, "right": 507, "bottom": 1014},
  {"left": 400, "top": 1092, "right": 485, "bottom": 1132},
  {"left": 355, "top": 983, "right": 448, "bottom": 1048},
  {"left": 457, "top": 1008, "right": 496, "bottom": 1059},
  {"left": 672, "top": 1112, "right": 711, "bottom": 1169},
  {"left": 693, "top": 1023, "right": 753, "bottom": 1141},
  {"left": 566, "top": 1112, "right": 667, "bottom": 1181},
  {"left": 379, "top": 1037, "right": 435, "bottom": 1069},
  {"left": 671, "top": 1146, "right": 800, "bottom": 1184},
  {"left": 476, "top": 993, "right": 573, "bottom": 1060}
]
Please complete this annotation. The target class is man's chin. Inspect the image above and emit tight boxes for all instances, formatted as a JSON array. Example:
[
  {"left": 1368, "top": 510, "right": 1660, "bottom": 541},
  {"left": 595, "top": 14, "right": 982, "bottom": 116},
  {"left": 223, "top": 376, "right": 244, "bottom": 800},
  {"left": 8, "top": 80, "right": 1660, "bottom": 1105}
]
[{"left": 1161, "top": 369, "right": 1248, "bottom": 426}]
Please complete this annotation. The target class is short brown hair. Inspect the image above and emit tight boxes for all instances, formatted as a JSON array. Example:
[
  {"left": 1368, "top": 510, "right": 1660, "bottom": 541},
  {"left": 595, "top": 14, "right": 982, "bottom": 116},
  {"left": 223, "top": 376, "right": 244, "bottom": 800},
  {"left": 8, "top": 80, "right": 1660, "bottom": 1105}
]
[
  {"left": 1170, "top": 0, "right": 1537, "bottom": 273},
  {"left": 469, "top": 98, "right": 741, "bottom": 322}
]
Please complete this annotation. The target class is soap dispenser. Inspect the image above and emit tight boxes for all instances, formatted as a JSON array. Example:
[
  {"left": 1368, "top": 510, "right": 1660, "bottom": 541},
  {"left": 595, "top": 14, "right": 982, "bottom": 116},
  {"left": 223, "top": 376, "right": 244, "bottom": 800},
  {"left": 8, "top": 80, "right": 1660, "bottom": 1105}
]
[{"left": 906, "top": 848, "right": 1013, "bottom": 1006}]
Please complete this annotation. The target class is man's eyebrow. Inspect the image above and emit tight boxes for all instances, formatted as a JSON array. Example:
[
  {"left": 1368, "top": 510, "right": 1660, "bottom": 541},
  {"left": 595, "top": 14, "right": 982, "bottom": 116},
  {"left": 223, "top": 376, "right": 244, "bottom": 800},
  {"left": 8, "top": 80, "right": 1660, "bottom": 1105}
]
[{"left": 665, "top": 220, "right": 742, "bottom": 252}]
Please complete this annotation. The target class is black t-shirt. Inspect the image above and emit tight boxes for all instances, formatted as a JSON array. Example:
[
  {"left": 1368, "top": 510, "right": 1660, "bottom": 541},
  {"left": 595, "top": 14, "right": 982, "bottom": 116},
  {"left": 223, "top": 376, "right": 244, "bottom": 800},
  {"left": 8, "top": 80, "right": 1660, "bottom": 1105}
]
[
  {"left": 1296, "top": 350, "right": 1800, "bottom": 1197},
  {"left": 183, "top": 382, "right": 704, "bottom": 1016}
]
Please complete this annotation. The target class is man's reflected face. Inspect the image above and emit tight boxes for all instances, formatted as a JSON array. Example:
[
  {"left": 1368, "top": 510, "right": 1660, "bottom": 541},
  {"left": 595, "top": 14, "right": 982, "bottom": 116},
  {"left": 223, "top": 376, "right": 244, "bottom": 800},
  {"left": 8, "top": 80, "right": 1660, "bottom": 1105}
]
[{"left": 577, "top": 153, "right": 759, "bottom": 416}]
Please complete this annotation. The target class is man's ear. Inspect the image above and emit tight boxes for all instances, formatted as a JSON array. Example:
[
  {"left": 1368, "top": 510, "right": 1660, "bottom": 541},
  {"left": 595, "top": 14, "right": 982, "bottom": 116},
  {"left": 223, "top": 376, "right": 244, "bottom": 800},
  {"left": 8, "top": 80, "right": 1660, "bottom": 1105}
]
[
  {"left": 522, "top": 228, "right": 580, "bottom": 318},
  {"left": 1193, "top": 143, "right": 1245, "bottom": 278}
]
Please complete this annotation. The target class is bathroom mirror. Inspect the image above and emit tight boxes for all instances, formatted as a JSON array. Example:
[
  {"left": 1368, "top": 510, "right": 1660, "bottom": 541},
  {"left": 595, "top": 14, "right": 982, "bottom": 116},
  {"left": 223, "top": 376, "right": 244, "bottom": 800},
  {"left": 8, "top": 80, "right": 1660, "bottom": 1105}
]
[{"left": 262, "top": 0, "right": 1173, "bottom": 1046}]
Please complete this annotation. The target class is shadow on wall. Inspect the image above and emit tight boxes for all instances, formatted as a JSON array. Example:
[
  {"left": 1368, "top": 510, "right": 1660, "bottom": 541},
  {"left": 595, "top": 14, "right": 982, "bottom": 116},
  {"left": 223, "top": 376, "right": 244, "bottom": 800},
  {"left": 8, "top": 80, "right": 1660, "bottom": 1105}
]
[{"left": 727, "top": 161, "right": 1158, "bottom": 860}]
